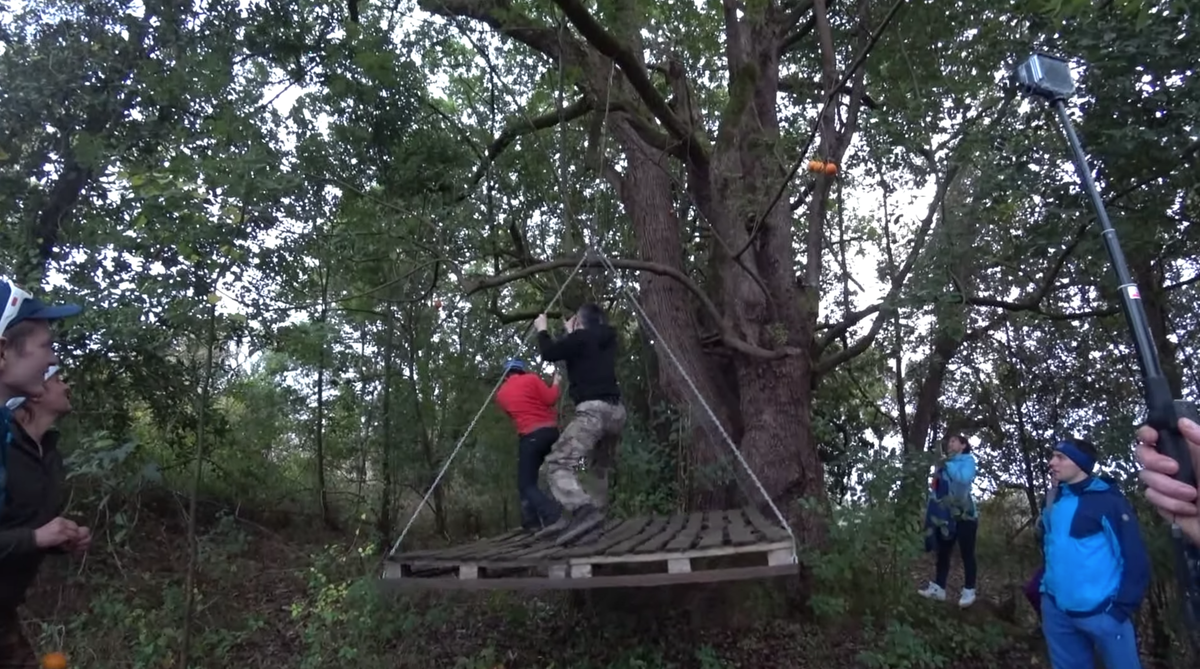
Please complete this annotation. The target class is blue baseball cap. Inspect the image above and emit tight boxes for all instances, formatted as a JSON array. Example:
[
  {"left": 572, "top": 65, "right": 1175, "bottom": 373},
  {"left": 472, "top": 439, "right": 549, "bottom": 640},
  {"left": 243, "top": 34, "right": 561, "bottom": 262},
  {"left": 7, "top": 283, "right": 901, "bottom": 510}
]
[
  {"left": 0, "top": 278, "right": 82, "bottom": 335},
  {"left": 6, "top": 365, "right": 61, "bottom": 411},
  {"left": 503, "top": 359, "right": 526, "bottom": 373}
]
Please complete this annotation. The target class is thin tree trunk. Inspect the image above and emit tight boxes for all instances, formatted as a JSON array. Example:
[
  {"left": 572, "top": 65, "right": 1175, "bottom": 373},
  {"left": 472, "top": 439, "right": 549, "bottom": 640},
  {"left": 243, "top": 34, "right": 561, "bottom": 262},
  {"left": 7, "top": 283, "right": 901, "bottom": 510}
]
[{"left": 315, "top": 265, "right": 334, "bottom": 528}]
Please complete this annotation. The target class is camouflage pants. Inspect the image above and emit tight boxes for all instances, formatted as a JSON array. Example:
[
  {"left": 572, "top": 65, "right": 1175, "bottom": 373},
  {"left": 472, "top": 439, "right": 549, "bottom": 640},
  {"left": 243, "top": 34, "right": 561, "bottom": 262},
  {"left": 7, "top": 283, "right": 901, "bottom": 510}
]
[
  {"left": 0, "top": 610, "right": 36, "bottom": 669},
  {"left": 544, "top": 400, "right": 626, "bottom": 511}
]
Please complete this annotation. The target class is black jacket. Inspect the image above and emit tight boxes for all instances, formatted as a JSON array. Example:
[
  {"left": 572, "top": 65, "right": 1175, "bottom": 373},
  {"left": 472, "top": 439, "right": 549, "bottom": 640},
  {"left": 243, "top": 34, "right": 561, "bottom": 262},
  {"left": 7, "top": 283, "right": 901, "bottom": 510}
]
[
  {"left": 536, "top": 324, "right": 621, "bottom": 405},
  {"left": 0, "top": 422, "right": 66, "bottom": 610}
]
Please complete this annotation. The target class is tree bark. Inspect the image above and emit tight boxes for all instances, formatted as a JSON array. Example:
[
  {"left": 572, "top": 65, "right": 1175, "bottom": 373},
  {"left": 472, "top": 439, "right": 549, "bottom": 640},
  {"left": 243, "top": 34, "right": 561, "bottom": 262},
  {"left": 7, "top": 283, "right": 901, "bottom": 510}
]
[{"left": 426, "top": 0, "right": 892, "bottom": 545}]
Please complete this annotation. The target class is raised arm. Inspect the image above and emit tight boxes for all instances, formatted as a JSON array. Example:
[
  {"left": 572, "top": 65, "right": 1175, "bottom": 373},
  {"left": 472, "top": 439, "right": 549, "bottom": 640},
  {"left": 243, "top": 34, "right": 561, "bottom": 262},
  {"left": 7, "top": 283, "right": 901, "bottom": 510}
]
[{"left": 536, "top": 329, "right": 583, "bottom": 362}]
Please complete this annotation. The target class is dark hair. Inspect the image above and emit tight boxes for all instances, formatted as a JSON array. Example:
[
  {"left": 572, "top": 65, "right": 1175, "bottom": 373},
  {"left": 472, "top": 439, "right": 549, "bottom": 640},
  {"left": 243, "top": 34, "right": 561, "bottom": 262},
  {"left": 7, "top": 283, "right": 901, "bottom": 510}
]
[
  {"left": 949, "top": 433, "right": 972, "bottom": 454},
  {"left": 576, "top": 303, "right": 608, "bottom": 329},
  {"left": 504, "top": 368, "right": 525, "bottom": 378}
]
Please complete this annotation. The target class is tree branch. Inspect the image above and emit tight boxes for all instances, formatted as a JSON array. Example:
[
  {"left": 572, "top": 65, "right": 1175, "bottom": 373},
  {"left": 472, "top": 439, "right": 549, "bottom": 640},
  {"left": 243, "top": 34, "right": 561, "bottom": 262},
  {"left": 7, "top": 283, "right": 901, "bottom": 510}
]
[
  {"left": 779, "top": 75, "right": 878, "bottom": 110},
  {"left": 419, "top": 0, "right": 571, "bottom": 62},
  {"left": 779, "top": 0, "right": 819, "bottom": 56},
  {"left": 464, "top": 256, "right": 799, "bottom": 359},
  {"left": 549, "top": 0, "right": 709, "bottom": 171},
  {"left": 458, "top": 97, "right": 592, "bottom": 202}
]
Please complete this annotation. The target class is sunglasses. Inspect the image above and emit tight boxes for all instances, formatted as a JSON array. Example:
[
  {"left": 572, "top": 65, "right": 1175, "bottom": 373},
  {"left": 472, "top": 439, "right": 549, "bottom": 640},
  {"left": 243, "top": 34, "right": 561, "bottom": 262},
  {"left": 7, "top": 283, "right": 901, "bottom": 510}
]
[{"left": 0, "top": 278, "right": 32, "bottom": 336}]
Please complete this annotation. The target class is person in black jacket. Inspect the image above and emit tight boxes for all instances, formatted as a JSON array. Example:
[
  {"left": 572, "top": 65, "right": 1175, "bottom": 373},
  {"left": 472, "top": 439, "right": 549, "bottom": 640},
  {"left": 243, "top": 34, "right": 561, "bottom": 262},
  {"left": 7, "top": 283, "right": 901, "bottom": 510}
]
[
  {"left": 0, "top": 366, "right": 89, "bottom": 668},
  {"left": 531, "top": 304, "right": 626, "bottom": 544}
]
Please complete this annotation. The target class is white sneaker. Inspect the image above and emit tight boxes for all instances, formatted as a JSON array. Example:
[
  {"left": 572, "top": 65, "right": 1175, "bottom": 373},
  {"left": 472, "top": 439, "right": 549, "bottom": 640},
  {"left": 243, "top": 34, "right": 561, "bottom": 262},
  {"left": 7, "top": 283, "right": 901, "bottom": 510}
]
[
  {"left": 959, "top": 588, "right": 977, "bottom": 608},
  {"left": 917, "top": 582, "right": 947, "bottom": 601}
]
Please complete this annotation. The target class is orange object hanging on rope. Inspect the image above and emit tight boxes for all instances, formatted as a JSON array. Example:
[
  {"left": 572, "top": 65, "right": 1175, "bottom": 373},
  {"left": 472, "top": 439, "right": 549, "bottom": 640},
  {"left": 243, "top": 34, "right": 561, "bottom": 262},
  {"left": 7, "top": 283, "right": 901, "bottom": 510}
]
[
  {"left": 807, "top": 159, "right": 838, "bottom": 176},
  {"left": 42, "top": 652, "right": 68, "bottom": 669}
]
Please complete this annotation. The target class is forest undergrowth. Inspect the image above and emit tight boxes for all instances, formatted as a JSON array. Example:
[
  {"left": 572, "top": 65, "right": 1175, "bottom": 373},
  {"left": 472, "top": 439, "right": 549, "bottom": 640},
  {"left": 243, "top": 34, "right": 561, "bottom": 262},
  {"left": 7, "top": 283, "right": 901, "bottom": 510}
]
[{"left": 14, "top": 484, "right": 1084, "bottom": 669}]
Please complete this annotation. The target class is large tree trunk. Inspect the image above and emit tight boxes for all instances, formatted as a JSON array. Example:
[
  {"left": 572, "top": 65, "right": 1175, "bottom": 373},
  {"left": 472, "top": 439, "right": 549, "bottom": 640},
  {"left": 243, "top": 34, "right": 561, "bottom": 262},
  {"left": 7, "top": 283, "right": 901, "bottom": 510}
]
[{"left": 433, "top": 0, "right": 882, "bottom": 546}]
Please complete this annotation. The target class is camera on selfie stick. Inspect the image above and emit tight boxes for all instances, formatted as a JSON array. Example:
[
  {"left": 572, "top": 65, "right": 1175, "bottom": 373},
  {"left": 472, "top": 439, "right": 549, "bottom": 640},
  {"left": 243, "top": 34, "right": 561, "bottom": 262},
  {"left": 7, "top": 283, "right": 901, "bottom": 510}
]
[{"left": 1013, "top": 52, "right": 1200, "bottom": 642}]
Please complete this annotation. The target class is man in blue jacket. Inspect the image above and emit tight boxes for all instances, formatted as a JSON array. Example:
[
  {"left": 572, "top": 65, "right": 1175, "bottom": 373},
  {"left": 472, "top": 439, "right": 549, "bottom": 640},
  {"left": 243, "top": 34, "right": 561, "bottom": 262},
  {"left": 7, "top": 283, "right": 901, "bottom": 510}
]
[{"left": 1041, "top": 438, "right": 1149, "bottom": 669}]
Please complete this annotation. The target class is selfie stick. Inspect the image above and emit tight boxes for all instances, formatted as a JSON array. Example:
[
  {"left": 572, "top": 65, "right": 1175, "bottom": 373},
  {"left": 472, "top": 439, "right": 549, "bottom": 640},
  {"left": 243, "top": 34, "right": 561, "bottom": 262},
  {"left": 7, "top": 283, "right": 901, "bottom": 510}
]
[{"left": 1014, "top": 52, "right": 1200, "bottom": 643}]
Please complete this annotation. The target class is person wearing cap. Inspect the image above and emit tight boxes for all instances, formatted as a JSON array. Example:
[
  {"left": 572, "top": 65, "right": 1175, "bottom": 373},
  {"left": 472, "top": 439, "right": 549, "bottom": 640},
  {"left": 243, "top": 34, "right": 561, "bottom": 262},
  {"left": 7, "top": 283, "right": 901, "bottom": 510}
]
[
  {"left": 0, "top": 365, "right": 89, "bottom": 667},
  {"left": 493, "top": 359, "right": 563, "bottom": 532},
  {"left": 0, "top": 278, "right": 80, "bottom": 409},
  {"left": 1040, "top": 438, "right": 1149, "bottom": 669}
]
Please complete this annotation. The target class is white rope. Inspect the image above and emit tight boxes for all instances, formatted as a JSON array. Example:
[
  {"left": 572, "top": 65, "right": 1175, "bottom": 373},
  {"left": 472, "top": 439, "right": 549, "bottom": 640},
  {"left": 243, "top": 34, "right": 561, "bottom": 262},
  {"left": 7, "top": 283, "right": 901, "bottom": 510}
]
[
  {"left": 587, "top": 244, "right": 799, "bottom": 562},
  {"left": 386, "top": 253, "right": 592, "bottom": 559},
  {"left": 578, "top": 61, "right": 797, "bottom": 559}
]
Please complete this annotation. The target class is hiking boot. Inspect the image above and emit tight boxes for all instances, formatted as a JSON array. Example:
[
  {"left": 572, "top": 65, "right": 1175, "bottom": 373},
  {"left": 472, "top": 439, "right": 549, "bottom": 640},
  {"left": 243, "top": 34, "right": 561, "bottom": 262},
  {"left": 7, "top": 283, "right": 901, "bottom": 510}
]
[
  {"left": 531, "top": 516, "right": 569, "bottom": 540},
  {"left": 917, "top": 582, "right": 947, "bottom": 601},
  {"left": 554, "top": 505, "right": 606, "bottom": 545},
  {"left": 958, "top": 588, "right": 976, "bottom": 608}
]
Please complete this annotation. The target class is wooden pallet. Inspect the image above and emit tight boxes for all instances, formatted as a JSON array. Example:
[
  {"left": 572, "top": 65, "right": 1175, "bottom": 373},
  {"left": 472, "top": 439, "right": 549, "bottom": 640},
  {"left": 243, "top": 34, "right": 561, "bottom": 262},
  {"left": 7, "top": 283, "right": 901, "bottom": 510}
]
[{"left": 379, "top": 507, "right": 798, "bottom": 590}]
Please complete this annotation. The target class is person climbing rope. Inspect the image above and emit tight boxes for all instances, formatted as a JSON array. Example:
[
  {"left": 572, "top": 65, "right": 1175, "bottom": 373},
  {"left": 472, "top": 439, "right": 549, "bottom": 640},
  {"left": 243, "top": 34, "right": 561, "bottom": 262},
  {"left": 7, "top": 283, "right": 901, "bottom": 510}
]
[
  {"left": 919, "top": 433, "right": 979, "bottom": 608},
  {"left": 1040, "top": 438, "right": 1149, "bottom": 669},
  {"left": 531, "top": 303, "right": 625, "bottom": 544},
  {"left": 493, "top": 359, "right": 564, "bottom": 532},
  {"left": 0, "top": 365, "right": 89, "bottom": 668}
]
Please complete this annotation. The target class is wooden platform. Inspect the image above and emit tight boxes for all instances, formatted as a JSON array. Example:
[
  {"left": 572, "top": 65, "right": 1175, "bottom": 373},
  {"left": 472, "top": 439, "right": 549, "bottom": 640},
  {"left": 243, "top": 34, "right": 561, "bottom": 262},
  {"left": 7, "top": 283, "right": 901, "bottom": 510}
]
[{"left": 380, "top": 507, "right": 798, "bottom": 590}]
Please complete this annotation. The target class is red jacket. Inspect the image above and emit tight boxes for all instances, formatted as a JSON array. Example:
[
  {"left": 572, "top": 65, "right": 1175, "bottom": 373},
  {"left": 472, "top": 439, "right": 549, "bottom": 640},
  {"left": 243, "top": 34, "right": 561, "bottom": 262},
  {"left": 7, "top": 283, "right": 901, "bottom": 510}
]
[{"left": 495, "top": 373, "right": 560, "bottom": 436}]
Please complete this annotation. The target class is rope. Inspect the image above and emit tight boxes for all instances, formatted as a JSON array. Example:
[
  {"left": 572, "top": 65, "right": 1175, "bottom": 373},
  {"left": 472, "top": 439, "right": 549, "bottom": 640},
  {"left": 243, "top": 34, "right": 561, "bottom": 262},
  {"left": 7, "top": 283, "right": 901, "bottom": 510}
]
[
  {"left": 575, "top": 58, "right": 798, "bottom": 559},
  {"left": 386, "top": 253, "right": 592, "bottom": 558},
  {"left": 585, "top": 243, "right": 798, "bottom": 562}
]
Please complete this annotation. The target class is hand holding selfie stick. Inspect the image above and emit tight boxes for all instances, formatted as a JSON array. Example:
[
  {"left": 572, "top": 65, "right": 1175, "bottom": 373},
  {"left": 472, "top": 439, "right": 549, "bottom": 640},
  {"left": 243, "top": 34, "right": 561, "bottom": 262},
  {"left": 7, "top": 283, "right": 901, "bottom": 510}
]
[{"left": 1014, "top": 52, "right": 1200, "bottom": 644}]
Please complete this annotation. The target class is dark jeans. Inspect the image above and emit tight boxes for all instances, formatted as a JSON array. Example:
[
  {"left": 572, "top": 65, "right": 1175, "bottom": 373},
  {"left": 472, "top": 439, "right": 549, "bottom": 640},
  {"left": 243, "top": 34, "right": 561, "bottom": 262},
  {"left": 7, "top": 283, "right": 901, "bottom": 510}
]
[
  {"left": 519, "top": 427, "right": 562, "bottom": 530},
  {"left": 934, "top": 518, "right": 978, "bottom": 589}
]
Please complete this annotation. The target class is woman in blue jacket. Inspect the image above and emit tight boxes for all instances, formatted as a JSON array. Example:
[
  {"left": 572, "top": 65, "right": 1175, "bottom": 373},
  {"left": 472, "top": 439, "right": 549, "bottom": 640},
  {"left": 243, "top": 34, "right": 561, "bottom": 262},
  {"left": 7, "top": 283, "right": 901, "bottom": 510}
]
[{"left": 919, "top": 433, "right": 979, "bottom": 607}]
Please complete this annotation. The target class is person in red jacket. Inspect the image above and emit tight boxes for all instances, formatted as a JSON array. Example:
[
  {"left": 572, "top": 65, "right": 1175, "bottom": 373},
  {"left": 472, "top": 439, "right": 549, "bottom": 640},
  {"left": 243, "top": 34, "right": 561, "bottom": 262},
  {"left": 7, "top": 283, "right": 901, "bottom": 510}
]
[{"left": 494, "top": 359, "right": 564, "bottom": 531}]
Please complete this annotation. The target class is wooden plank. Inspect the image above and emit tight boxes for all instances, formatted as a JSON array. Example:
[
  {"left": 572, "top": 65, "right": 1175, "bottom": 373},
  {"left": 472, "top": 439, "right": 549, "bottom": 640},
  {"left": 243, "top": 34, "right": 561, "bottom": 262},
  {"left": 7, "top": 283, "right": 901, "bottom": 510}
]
[
  {"left": 391, "top": 529, "right": 525, "bottom": 560},
  {"left": 378, "top": 564, "right": 800, "bottom": 592},
  {"left": 558, "top": 516, "right": 652, "bottom": 557},
  {"left": 767, "top": 548, "right": 794, "bottom": 566},
  {"left": 633, "top": 513, "right": 686, "bottom": 554},
  {"left": 569, "top": 564, "right": 592, "bottom": 578},
  {"left": 667, "top": 558, "right": 691, "bottom": 574},
  {"left": 490, "top": 517, "right": 623, "bottom": 562},
  {"left": 569, "top": 540, "right": 792, "bottom": 566},
  {"left": 695, "top": 510, "right": 725, "bottom": 549},
  {"left": 604, "top": 515, "right": 670, "bottom": 555},
  {"left": 742, "top": 505, "right": 790, "bottom": 542},
  {"left": 394, "top": 529, "right": 528, "bottom": 561},
  {"left": 726, "top": 508, "right": 757, "bottom": 545},
  {"left": 664, "top": 512, "right": 704, "bottom": 552}
]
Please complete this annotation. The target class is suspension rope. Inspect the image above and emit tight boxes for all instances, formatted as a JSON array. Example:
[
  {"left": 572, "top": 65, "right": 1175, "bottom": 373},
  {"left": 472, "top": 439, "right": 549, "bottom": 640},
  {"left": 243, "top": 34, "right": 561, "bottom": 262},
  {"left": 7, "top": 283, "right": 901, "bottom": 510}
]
[
  {"left": 586, "top": 244, "right": 799, "bottom": 562},
  {"left": 387, "top": 22, "right": 800, "bottom": 564},
  {"left": 386, "top": 252, "right": 592, "bottom": 558},
  {"left": 579, "top": 60, "right": 798, "bottom": 559}
]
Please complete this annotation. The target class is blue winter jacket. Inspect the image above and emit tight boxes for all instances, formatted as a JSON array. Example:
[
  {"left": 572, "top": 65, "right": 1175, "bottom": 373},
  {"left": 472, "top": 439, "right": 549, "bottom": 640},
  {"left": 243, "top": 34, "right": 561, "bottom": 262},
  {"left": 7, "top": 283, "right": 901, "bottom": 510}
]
[
  {"left": 923, "top": 453, "right": 977, "bottom": 550},
  {"left": 1041, "top": 476, "right": 1150, "bottom": 622}
]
